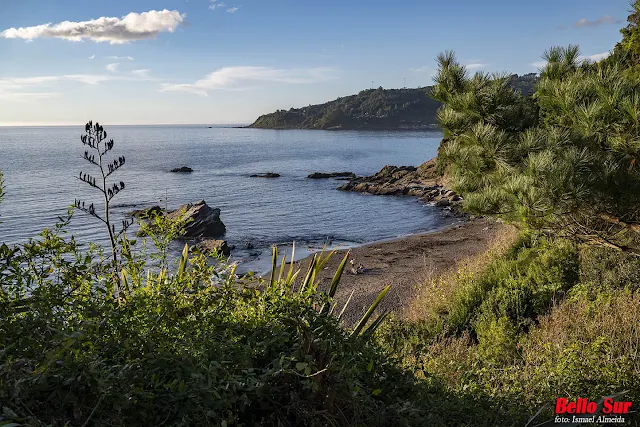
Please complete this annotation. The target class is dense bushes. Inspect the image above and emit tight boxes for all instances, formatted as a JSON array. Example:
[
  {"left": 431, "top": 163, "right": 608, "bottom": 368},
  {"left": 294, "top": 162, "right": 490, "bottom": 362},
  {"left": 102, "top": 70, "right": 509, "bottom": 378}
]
[
  {"left": 376, "top": 235, "right": 640, "bottom": 425},
  {"left": 0, "top": 218, "right": 433, "bottom": 426}
]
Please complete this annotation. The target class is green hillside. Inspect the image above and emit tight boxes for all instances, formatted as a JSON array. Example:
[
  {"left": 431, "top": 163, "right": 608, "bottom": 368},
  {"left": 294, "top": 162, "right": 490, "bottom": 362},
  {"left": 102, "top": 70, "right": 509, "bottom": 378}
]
[{"left": 247, "top": 74, "right": 539, "bottom": 130}]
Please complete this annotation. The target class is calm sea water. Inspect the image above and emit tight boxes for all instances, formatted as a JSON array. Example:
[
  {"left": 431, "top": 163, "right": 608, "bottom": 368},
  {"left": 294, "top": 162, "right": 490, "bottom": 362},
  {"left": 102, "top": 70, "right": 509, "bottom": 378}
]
[{"left": 0, "top": 125, "right": 452, "bottom": 273}]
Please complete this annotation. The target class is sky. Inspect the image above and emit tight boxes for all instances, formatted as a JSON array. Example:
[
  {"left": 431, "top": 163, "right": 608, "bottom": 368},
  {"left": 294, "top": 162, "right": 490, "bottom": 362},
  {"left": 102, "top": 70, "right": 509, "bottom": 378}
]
[{"left": 0, "top": 0, "right": 633, "bottom": 126}]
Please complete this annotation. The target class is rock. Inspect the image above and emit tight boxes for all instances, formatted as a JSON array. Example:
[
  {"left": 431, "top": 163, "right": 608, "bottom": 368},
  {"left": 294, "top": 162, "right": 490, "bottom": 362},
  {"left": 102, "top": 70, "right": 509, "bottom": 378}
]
[
  {"left": 128, "top": 205, "right": 163, "bottom": 218},
  {"left": 198, "top": 239, "right": 231, "bottom": 257},
  {"left": 435, "top": 198, "right": 451, "bottom": 207},
  {"left": 307, "top": 172, "right": 356, "bottom": 179},
  {"left": 168, "top": 200, "right": 226, "bottom": 238},
  {"left": 451, "top": 195, "right": 462, "bottom": 202},
  {"left": 243, "top": 241, "right": 255, "bottom": 250},
  {"left": 170, "top": 166, "right": 193, "bottom": 173},
  {"left": 250, "top": 172, "right": 280, "bottom": 178}
]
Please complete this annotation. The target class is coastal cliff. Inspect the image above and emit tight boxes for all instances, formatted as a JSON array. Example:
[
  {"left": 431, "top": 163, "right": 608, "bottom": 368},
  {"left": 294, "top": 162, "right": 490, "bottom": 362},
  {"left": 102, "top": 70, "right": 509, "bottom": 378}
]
[{"left": 247, "top": 74, "right": 538, "bottom": 130}]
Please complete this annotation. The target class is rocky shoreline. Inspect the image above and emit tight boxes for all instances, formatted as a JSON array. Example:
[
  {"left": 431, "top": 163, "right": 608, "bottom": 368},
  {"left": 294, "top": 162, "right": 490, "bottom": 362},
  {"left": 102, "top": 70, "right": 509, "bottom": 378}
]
[
  {"left": 337, "top": 158, "right": 465, "bottom": 215},
  {"left": 127, "top": 158, "right": 465, "bottom": 261}
]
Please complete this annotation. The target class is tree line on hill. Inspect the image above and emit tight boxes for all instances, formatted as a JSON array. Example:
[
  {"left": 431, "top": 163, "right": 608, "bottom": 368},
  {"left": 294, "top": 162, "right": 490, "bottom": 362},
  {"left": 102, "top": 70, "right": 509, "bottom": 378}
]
[{"left": 247, "top": 74, "right": 538, "bottom": 130}]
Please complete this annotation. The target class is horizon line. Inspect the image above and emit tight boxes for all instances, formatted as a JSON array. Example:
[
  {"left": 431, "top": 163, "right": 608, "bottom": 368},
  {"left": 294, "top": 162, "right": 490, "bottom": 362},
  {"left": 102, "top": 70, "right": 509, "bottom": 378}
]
[{"left": 0, "top": 122, "right": 252, "bottom": 128}]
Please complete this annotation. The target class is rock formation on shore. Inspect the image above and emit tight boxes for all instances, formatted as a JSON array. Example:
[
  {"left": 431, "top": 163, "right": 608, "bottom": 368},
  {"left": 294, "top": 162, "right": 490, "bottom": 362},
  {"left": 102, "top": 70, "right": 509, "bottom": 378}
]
[
  {"left": 197, "top": 239, "right": 231, "bottom": 257},
  {"left": 169, "top": 200, "right": 226, "bottom": 237},
  {"left": 131, "top": 200, "right": 226, "bottom": 238},
  {"left": 337, "top": 158, "right": 463, "bottom": 211}
]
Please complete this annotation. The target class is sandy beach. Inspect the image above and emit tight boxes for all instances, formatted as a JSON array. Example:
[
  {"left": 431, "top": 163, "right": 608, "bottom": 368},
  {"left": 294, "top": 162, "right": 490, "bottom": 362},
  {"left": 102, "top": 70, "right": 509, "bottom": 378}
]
[{"left": 288, "top": 218, "right": 511, "bottom": 325}]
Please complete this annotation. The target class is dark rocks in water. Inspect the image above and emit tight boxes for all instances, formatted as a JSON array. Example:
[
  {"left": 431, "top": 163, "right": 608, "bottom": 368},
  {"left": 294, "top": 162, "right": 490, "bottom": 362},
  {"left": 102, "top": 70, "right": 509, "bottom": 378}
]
[
  {"left": 135, "top": 200, "right": 225, "bottom": 238},
  {"left": 250, "top": 172, "right": 280, "bottom": 178},
  {"left": 170, "top": 166, "right": 193, "bottom": 173},
  {"left": 128, "top": 205, "right": 163, "bottom": 218},
  {"left": 197, "top": 239, "right": 231, "bottom": 257},
  {"left": 243, "top": 241, "right": 255, "bottom": 250},
  {"left": 168, "top": 200, "right": 226, "bottom": 238},
  {"left": 337, "top": 158, "right": 465, "bottom": 215},
  {"left": 307, "top": 171, "right": 356, "bottom": 179}
]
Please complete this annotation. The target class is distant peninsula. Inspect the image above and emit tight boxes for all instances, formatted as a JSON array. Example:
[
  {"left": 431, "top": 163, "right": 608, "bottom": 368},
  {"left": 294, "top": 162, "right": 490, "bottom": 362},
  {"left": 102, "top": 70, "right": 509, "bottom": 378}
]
[{"left": 247, "top": 74, "right": 538, "bottom": 130}]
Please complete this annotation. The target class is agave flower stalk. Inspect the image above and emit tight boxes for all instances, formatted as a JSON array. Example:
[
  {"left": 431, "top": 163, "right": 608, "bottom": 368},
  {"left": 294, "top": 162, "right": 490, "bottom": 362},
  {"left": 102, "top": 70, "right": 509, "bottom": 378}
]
[{"left": 74, "top": 121, "right": 133, "bottom": 292}]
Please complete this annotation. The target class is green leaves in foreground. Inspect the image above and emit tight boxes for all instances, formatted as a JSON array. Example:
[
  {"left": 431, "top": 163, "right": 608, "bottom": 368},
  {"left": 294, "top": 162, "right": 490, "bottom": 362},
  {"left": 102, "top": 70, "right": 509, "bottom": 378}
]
[
  {"left": 1, "top": 228, "right": 405, "bottom": 427},
  {"left": 267, "top": 245, "right": 391, "bottom": 337}
]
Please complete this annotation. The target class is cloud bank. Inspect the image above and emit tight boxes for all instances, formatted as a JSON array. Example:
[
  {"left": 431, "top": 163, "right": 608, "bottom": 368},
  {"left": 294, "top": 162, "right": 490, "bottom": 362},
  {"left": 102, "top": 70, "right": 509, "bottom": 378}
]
[
  {"left": 0, "top": 9, "right": 185, "bottom": 44},
  {"left": 465, "top": 63, "right": 487, "bottom": 70},
  {"left": 0, "top": 73, "right": 153, "bottom": 101},
  {"left": 161, "top": 66, "right": 338, "bottom": 96},
  {"left": 573, "top": 15, "right": 616, "bottom": 28}
]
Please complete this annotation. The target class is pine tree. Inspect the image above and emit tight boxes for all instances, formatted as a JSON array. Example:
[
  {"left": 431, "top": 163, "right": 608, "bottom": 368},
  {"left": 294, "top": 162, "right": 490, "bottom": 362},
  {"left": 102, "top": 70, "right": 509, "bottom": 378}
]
[{"left": 433, "top": 29, "right": 640, "bottom": 254}]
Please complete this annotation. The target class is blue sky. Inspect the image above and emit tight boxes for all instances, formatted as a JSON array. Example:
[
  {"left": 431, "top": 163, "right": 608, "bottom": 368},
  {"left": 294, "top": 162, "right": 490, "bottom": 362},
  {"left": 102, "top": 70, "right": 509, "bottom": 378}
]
[{"left": 0, "top": 0, "right": 631, "bottom": 125}]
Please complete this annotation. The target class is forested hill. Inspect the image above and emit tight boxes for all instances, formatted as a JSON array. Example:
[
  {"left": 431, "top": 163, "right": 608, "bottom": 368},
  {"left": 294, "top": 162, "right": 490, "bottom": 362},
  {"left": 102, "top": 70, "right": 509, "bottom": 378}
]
[{"left": 247, "top": 73, "right": 539, "bottom": 130}]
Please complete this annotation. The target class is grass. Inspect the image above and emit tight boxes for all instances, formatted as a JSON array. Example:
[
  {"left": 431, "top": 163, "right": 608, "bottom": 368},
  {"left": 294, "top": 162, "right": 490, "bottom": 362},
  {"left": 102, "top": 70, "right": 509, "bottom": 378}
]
[
  {"left": 2, "top": 200, "right": 639, "bottom": 426},
  {"left": 374, "top": 228, "right": 640, "bottom": 425}
]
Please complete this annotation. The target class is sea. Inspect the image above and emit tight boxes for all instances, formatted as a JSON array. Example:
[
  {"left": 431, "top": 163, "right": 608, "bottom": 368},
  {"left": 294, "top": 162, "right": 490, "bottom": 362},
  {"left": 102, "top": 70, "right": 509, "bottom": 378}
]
[{"left": 0, "top": 125, "right": 455, "bottom": 274}]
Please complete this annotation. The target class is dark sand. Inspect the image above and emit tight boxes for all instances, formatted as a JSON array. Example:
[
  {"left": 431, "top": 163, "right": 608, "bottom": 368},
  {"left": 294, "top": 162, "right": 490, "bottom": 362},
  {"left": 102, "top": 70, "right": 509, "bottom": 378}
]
[{"left": 289, "top": 218, "right": 509, "bottom": 325}]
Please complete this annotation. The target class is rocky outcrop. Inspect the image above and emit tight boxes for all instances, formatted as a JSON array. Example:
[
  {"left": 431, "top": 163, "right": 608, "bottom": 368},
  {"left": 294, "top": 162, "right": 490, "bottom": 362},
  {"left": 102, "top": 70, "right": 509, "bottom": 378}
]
[
  {"left": 197, "top": 239, "right": 231, "bottom": 257},
  {"left": 171, "top": 166, "right": 193, "bottom": 173},
  {"left": 250, "top": 172, "right": 280, "bottom": 178},
  {"left": 168, "top": 200, "right": 226, "bottom": 238},
  {"left": 337, "top": 158, "right": 464, "bottom": 213},
  {"left": 307, "top": 172, "right": 356, "bottom": 179},
  {"left": 133, "top": 200, "right": 226, "bottom": 238}
]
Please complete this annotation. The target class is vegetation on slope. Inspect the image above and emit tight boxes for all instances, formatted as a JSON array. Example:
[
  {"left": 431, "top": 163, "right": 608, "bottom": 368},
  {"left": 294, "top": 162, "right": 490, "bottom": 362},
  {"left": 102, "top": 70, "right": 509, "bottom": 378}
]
[
  {"left": 2, "top": 4, "right": 640, "bottom": 426},
  {"left": 370, "top": 4, "right": 640, "bottom": 425},
  {"left": 248, "top": 74, "right": 537, "bottom": 130}
]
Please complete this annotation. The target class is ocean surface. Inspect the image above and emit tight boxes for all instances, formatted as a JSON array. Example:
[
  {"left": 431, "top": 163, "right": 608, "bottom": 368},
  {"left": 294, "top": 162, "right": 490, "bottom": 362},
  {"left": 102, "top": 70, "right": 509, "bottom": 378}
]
[{"left": 0, "top": 125, "right": 454, "bottom": 273}]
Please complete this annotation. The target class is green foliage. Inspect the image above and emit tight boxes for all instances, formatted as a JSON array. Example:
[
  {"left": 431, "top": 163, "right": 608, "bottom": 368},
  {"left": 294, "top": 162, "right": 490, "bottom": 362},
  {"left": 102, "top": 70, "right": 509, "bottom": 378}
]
[
  {"left": 435, "top": 47, "right": 640, "bottom": 254},
  {"left": 475, "top": 316, "right": 519, "bottom": 366},
  {"left": 0, "top": 171, "right": 4, "bottom": 222},
  {"left": 248, "top": 78, "right": 537, "bottom": 130},
  {"left": 618, "top": 1, "right": 640, "bottom": 63},
  {"left": 0, "top": 207, "right": 432, "bottom": 426},
  {"left": 444, "top": 237, "right": 579, "bottom": 337},
  {"left": 374, "top": 238, "right": 640, "bottom": 426}
]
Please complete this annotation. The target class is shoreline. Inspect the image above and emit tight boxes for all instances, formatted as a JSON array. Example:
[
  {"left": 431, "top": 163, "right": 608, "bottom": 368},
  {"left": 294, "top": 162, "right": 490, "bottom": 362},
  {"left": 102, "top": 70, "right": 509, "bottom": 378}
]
[{"left": 266, "top": 218, "right": 510, "bottom": 325}]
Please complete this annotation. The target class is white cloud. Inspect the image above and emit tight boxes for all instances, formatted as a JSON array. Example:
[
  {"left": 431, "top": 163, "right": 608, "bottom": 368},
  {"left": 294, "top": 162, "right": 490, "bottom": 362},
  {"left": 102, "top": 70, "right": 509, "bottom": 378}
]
[
  {"left": 573, "top": 15, "right": 616, "bottom": 28},
  {"left": 0, "top": 73, "right": 154, "bottom": 101},
  {"left": 581, "top": 51, "right": 611, "bottom": 62},
  {"left": 465, "top": 63, "right": 487, "bottom": 70},
  {"left": 106, "top": 63, "right": 120, "bottom": 72},
  {"left": 530, "top": 61, "right": 547, "bottom": 69},
  {"left": 108, "top": 55, "right": 134, "bottom": 60},
  {"left": 409, "top": 66, "right": 430, "bottom": 73},
  {"left": 132, "top": 69, "right": 150, "bottom": 77},
  {"left": 0, "top": 9, "right": 185, "bottom": 44},
  {"left": 88, "top": 54, "right": 95, "bottom": 59},
  {"left": 209, "top": 0, "right": 227, "bottom": 10},
  {"left": 227, "top": 7, "right": 239, "bottom": 13},
  {"left": 161, "top": 66, "right": 338, "bottom": 96}
]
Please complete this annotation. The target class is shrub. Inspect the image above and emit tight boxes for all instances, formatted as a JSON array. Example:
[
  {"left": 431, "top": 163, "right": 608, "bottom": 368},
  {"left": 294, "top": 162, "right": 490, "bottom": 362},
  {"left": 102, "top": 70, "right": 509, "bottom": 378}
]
[
  {"left": 444, "top": 236, "right": 579, "bottom": 337},
  {"left": 0, "top": 211, "right": 431, "bottom": 427}
]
